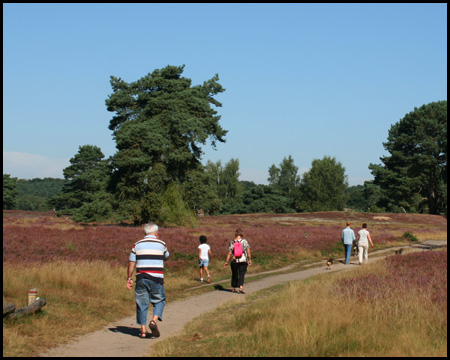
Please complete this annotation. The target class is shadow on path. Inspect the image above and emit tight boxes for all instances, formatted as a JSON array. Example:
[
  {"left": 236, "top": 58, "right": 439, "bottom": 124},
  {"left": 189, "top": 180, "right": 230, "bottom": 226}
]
[
  {"left": 108, "top": 326, "right": 138, "bottom": 337},
  {"left": 213, "top": 284, "right": 234, "bottom": 292},
  {"left": 338, "top": 260, "right": 359, "bottom": 266}
]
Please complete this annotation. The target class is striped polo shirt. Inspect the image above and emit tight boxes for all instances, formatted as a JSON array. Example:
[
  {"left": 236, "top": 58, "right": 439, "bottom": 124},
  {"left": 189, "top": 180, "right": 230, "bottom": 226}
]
[{"left": 129, "top": 235, "right": 169, "bottom": 284}]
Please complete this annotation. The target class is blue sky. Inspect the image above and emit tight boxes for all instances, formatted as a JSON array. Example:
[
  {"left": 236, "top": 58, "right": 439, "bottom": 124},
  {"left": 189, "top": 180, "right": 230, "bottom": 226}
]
[{"left": 3, "top": 3, "right": 447, "bottom": 186}]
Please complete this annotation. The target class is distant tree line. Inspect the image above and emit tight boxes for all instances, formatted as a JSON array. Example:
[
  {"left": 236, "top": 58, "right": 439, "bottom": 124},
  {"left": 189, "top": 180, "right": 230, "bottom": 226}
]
[
  {"left": 3, "top": 65, "right": 447, "bottom": 224},
  {"left": 2, "top": 154, "right": 355, "bottom": 220},
  {"left": 3, "top": 175, "right": 67, "bottom": 212}
]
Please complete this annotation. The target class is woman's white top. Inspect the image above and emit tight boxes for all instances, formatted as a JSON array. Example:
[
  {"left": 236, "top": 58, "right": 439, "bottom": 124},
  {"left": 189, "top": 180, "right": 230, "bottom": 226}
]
[{"left": 358, "top": 229, "right": 370, "bottom": 245}]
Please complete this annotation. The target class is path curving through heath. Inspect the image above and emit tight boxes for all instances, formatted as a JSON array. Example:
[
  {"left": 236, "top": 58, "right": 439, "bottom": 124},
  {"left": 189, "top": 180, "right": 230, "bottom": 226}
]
[{"left": 40, "top": 240, "right": 446, "bottom": 357}]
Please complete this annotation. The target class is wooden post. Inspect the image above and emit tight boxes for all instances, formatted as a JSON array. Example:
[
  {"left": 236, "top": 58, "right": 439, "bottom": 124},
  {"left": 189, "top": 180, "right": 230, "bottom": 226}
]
[
  {"left": 28, "top": 288, "right": 38, "bottom": 305},
  {"left": 9, "top": 298, "right": 46, "bottom": 320}
]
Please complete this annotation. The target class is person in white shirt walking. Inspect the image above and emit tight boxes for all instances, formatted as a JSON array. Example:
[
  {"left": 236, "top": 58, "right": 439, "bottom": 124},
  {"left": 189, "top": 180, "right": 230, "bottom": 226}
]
[
  {"left": 198, "top": 235, "right": 212, "bottom": 283},
  {"left": 357, "top": 223, "right": 374, "bottom": 265}
]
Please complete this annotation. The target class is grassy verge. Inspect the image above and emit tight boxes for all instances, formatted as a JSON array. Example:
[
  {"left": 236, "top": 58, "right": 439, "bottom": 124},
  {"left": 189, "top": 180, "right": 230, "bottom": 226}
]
[
  {"left": 2, "top": 259, "right": 227, "bottom": 357},
  {"left": 151, "top": 249, "right": 447, "bottom": 357},
  {"left": 3, "top": 261, "right": 135, "bottom": 357}
]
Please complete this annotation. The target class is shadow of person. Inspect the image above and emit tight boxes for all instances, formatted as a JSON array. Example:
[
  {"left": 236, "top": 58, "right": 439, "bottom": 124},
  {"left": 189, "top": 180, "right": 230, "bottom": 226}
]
[
  {"left": 109, "top": 326, "right": 161, "bottom": 339},
  {"left": 214, "top": 284, "right": 233, "bottom": 292},
  {"left": 108, "top": 326, "right": 139, "bottom": 337},
  {"left": 339, "top": 260, "right": 357, "bottom": 265}
]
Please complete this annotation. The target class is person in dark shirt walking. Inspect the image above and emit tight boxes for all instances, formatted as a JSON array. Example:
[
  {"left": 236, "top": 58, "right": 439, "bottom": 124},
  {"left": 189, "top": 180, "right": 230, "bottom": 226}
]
[{"left": 224, "top": 228, "right": 252, "bottom": 294}]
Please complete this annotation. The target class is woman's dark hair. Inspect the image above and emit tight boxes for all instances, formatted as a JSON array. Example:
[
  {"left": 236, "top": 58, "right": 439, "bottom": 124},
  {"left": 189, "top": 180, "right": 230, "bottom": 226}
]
[
  {"left": 235, "top": 228, "right": 244, "bottom": 238},
  {"left": 362, "top": 223, "right": 368, "bottom": 228},
  {"left": 199, "top": 235, "right": 208, "bottom": 244}
]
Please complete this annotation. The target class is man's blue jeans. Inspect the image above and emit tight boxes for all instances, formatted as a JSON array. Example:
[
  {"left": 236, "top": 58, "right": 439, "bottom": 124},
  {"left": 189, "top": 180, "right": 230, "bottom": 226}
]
[
  {"left": 343, "top": 244, "right": 352, "bottom": 264},
  {"left": 135, "top": 278, "right": 166, "bottom": 325}
]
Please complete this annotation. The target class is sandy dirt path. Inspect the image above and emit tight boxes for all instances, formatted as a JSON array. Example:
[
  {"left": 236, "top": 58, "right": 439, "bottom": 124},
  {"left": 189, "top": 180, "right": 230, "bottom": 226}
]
[{"left": 40, "top": 240, "right": 445, "bottom": 357}]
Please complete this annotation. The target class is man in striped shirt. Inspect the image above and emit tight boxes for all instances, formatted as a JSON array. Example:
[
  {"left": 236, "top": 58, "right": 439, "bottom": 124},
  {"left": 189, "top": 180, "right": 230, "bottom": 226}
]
[{"left": 127, "top": 223, "right": 169, "bottom": 338}]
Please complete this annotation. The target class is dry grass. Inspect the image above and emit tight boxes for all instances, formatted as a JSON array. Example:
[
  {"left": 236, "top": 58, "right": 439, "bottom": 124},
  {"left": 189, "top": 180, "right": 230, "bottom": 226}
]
[
  {"left": 2, "top": 260, "right": 229, "bottom": 357},
  {"left": 3, "top": 210, "right": 84, "bottom": 230},
  {"left": 152, "top": 250, "right": 447, "bottom": 357},
  {"left": 2, "top": 261, "right": 135, "bottom": 357}
]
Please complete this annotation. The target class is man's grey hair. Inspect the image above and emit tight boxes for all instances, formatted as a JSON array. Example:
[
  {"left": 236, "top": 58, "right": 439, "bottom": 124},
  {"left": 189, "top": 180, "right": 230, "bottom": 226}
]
[{"left": 144, "top": 223, "right": 159, "bottom": 235}]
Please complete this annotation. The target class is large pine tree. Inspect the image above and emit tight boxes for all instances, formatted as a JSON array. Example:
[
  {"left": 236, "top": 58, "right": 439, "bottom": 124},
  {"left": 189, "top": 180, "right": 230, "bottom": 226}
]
[
  {"left": 369, "top": 101, "right": 447, "bottom": 214},
  {"left": 105, "top": 65, "right": 227, "bottom": 222}
]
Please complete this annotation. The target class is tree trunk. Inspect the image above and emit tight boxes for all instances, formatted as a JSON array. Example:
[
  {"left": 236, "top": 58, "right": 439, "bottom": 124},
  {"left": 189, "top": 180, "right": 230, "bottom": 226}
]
[
  {"left": 3, "top": 304, "right": 16, "bottom": 316},
  {"left": 9, "top": 298, "right": 46, "bottom": 320}
]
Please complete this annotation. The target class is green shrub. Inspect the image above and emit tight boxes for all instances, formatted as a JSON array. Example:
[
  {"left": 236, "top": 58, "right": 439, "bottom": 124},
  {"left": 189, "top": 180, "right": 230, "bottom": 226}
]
[
  {"left": 158, "top": 182, "right": 198, "bottom": 227},
  {"left": 403, "top": 232, "right": 418, "bottom": 242},
  {"left": 72, "top": 198, "right": 113, "bottom": 223}
]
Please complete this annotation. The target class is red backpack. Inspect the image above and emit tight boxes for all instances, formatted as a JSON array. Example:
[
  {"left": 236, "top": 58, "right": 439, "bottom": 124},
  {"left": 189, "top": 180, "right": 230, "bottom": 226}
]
[{"left": 233, "top": 240, "right": 243, "bottom": 258}]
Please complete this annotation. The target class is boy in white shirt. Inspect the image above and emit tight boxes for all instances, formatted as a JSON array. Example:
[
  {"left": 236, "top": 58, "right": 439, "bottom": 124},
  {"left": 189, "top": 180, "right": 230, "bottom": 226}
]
[{"left": 198, "top": 235, "right": 212, "bottom": 283}]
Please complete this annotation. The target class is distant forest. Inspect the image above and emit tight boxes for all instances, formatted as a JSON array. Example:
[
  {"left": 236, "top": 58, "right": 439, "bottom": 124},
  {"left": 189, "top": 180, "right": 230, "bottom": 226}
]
[
  {"left": 5, "top": 177, "right": 68, "bottom": 212},
  {"left": 4, "top": 175, "right": 371, "bottom": 215}
]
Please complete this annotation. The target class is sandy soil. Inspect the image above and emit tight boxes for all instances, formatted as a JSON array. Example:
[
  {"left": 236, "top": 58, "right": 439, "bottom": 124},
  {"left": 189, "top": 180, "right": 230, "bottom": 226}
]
[{"left": 39, "top": 240, "right": 446, "bottom": 357}]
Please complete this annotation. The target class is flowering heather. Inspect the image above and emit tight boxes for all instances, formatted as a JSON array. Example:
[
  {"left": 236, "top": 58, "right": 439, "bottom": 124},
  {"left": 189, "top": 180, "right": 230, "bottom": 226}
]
[
  {"left": 3, "top": 224, "right": 141, "bottom": 265},
  {"left": 3, "top": 210, "right": 447, "bottom": 269},
  {"left": 336, "top": 250, "right": 447, "bottom": 309}
]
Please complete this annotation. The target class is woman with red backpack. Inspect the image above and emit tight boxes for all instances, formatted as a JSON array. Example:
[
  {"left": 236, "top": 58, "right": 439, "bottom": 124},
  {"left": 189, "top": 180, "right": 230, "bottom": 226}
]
[{"left": 223, "top": 228, "right": 252, "bottom": 294}]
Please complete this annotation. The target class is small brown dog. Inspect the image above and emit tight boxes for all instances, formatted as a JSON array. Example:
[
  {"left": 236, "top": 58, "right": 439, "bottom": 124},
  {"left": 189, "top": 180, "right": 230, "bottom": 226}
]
[
  {"left": 395, "top": 248, "right": 404, "bottom": 255},
  {"left": 326, "top": 258, "right": 333, "bottom": 270}
]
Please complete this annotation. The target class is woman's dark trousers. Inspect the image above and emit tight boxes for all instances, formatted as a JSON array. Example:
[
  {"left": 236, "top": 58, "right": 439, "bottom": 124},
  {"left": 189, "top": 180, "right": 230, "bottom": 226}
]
[{"left": 231, "top": 261, "right": 248, "bottom": 288}]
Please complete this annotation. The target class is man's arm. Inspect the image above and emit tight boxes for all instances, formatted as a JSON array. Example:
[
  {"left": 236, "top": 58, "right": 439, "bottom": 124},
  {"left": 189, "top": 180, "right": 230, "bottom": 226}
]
[
  {"left": 164, "top": 248, "right": 170, "bottom": 260},
  {"left": 127, "top": 261, "right": 136, "bottom": 290}
]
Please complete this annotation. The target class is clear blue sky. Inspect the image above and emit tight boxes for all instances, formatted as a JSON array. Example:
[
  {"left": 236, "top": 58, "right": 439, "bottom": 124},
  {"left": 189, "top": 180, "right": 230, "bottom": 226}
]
[{"left": 3, "top": 3, "right": 447, "bottom": 186}]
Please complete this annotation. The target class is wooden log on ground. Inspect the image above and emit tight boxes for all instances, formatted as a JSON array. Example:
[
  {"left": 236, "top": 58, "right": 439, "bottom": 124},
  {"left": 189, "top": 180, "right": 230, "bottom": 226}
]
[
  {"left": 9, "top": 298, "right": 46, "bottom": 320},
  {"left": 3, "top": 304, "right": 16, "bottom": 317}
]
